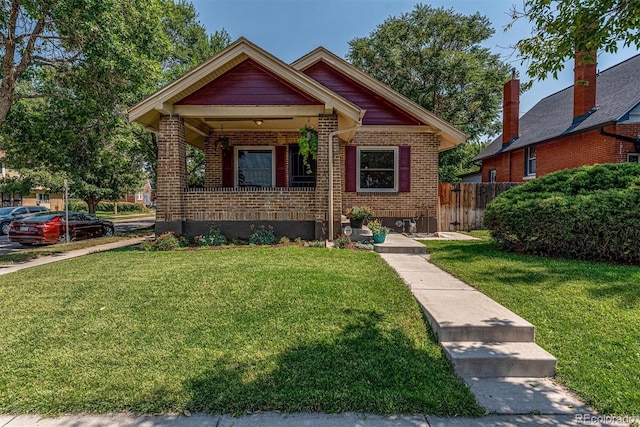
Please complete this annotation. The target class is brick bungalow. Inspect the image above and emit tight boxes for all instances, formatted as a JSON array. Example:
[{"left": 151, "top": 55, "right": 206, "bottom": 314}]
[
  {"left": 475, "top": 53, "right": 640, "bottom": 182},
  {"left": 129, "top": 38, "right": 465, "bottom": 240}
]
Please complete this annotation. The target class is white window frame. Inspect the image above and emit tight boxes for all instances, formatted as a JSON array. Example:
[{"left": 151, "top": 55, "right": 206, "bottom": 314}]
[
  {"left": 628, "top": 153, "right": 640, "bottom": 163},
  {"left": 356, "top": 146, "right": 398, "bottom": 193},
  {"left": 234, "top": 146, "right": 276, "bottom": 188},
  {"left": 489, "top": 169, "right": 497, "bottom": 183},
  {"left": 525, "top": 146, "right": 537, "bottom": 178},
  {"left": 136, "top": 192, "right": 144, "bottom": 201}
]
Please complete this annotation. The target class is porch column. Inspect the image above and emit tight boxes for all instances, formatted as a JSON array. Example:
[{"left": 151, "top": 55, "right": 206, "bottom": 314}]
[
  {"left": 316, "top": 114, "right": 340, "bottom": 240},
  {"left": 156, "top": 114, "right": 187, "bottom": 235}
]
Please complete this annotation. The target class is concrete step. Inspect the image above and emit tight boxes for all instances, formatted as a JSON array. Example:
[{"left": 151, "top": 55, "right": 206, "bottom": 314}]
[
  {"left": 373, "top": 233, "right": 427, "bottom": 254},
  {"left": 413, "top": 289, "right": 535, "bottom": 342},
  {"left": 442, "top": 341, "right": 557, "bottom": 378}
]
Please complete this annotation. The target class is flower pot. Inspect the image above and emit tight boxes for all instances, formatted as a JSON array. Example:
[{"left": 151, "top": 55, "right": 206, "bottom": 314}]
[
  {"left": 372, "top": 233, "right": 386, "bottom": 243},
  {"left": 349, "top": 218, "right": 364, "bottom": 228}
]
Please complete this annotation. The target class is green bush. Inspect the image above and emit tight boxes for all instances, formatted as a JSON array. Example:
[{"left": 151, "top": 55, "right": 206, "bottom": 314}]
[
  {"left": 199, "top": 227, "right": 227, "bottom": 247},
  {"left": 485, "top": 163, "right": 640, "bottom": 264},
  {"left": 249, "top": 225, "right": 276, "bottom": 245},
  {"left": 140, "top": 232, "right": 182, "bottom": 251},
  {"left": 68, "top": 199, "right": 148, "bottom": 213}
]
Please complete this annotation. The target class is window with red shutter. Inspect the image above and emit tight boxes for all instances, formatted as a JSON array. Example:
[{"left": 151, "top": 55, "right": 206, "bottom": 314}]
[
  {"left": 222, "top": 150, "right": 234, "bottom": 187},
  {"left": 345, "top": 146, "right": 357, "bottom": 192},
  {"left": 399, "top": 146, "right": 410, "bottom": 192}
]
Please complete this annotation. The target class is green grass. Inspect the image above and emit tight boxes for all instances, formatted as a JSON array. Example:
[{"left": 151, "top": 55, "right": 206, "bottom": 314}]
[
  {"left": 0, "top": 228, "right": 153, "bottom": 265},
  {"left": 96, "top": 212, "right": 155, "bottom": 220},
  {"left": 0, "top": 246, "right": 482, "bottom": 416},
  {"left": 422, "top": 238, "right": 640, "bottom": 416}
]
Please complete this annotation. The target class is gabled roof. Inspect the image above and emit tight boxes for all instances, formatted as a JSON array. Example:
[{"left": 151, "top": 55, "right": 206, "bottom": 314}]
[
  {"left": 129, "top": 38, "right": 364, "bottom": 132},
  {"left": 476, "top": 53, "right": 640, "bottom": 161},
  {"left": 292, "top": 47, "right": 466, "bottom": 151}
]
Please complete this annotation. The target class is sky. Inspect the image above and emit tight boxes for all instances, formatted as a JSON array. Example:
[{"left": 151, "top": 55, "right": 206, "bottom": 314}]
[{"left": 189, "top": 0, "right": 638, "bottom": 122}]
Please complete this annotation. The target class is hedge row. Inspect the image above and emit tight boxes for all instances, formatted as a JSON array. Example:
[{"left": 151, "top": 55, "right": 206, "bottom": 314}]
[
  {"left": 68, "top": 199, "right": 148, "bottom": 213},
  {"left": 484, "top": 163, "right": 640, "bottom": 264}
]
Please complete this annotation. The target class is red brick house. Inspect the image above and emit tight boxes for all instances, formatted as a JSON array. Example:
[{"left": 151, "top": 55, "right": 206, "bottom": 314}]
[
  {"left": 475, "top": 53, "right": 640, "bottom": 182},
  {"left": 129, "top": 38, "right": 465, "bottom": 239}
]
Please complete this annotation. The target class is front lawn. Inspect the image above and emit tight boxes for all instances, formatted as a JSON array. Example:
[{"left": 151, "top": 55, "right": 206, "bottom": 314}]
[
  {"left": 0, "top": 246, "right": 481, "bottom": 416},
  {"left": 423, "top": 238, "right": 640, "bottom": 416}
]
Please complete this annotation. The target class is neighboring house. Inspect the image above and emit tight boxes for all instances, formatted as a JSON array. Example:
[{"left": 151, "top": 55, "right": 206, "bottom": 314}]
[
  {"left": 475, "top": 53, "right": 640, "bottom": 182},
  {"left": 0, "top": 153, "right": 63, "bottom": 210},
  {"left": 122, "top": 180, "right": 155, "bottom": 207},
  {"left": 129, "top": 38, "right": 465, "bottom": 240}
]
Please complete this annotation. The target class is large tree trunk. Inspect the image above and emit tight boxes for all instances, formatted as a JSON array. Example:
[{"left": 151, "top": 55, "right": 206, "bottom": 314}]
[{"left": 85, "top": 197, "right": 99, "bottom": 214}]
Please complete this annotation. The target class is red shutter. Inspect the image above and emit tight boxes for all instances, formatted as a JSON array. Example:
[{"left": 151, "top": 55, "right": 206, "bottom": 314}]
[
  {"left": 222, "top": 150, "right": 234, "bottom": 187},
  {"left": 399, "top": 146, "right": 410, "bottom": 192},
  {"left": 275, "top": 146, "right": 287, "bottom": 187},
  {"left": 345, "top": 146, "right": 357, "bottom": 192}
]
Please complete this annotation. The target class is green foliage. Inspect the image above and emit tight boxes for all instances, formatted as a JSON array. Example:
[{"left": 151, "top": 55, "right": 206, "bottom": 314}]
[
  {"left": 345, "top": 206, "right": 374, "bottom": 221},
  {"left": 333, "top": 235, "right": 351, "bottom": 249},
  {"left": 354, "top": 241, "right": 375, "bottom": 251},
  {"left": 367, "top": 219, "right": 388, "bottom": 236},
  {"left": 200, "top": 226, "right": 227, "bottom": 247},
  {"left": 297, "top": 126, "right": 318, "bottom": 174},
  {"left": 66, "top": 200, "right": 147, "bottom": 213},
  {"left": 249, "top": 225, "right": 277, "bottom": 245},
  {"left": 509, "top": 0, "right": 640, "bottom": 81},
  {"left": 347, "top": 4, "right": 511, "bottom": 141},
  {"left": 485, "top": 163, "right": 640, "bottom": 264},
  {"left": 140, "top": 232, "right": 181, "bottom": 251},
  {"left": 439, "top": 141, "right": 488, "bottom": 182},
  {"left": 307, "top": 240, "right": 326, "bottom": 248}
]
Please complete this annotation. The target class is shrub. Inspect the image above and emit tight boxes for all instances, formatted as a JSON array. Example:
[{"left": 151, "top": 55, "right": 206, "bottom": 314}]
[
  {"left": 307, "top": 240, "right": 325, "bottom": 248},
  {"left": 249, "top": 225, "right": 277, "bottom": 245},
  {"left": 140, "top": 232, "right": 182, "bottom": 251},
  {"left": 201, "top": 227, "right": 227, "bottom": 246},
  {"left": 485, "top": 163, "right": 640, "bottom": 264},
  {"left": 354, "top": 241, "right": 375, "bottom": 251},
  {"left": 68, "top": 200, "right": 148, "bottom": 213},
  {"left": 333, "top": 235, "right": 351, "bottom": 249}
]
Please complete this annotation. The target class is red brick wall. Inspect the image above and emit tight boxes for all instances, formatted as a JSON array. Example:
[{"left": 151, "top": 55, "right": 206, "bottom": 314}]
[
  {"left": 342, "top": 129, "right": 440, "bottom": 230},
  {"left": 482, "top": 127, "right": 638, "bottom": 182}
]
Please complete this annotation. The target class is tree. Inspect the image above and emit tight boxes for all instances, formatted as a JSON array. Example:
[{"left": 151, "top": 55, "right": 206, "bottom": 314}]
[
  {"left": 347, "top": 4, "right": 511, "bottom": 142},
  {"left": 0, "top": 0, "right": 167, "bottom": 125},
  {"left": 438, "top": 141, "right": 488, "bottom": 182},
  {"left": 509, "top": 0, "right": 640, "bottom": 81}
]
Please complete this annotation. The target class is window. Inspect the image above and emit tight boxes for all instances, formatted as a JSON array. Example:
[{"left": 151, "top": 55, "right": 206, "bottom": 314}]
[
  {"left": 525, "top": 146, "right": 537, "bottom": 177},
  {"left": 136, "top": 192, "right": 143, "bottom": 201},
  {"left": 289, "top": 144, "right": 316, "bottom": 187},
  {"left": 489, "top": 169, "right": 497, "bottom": 183},
  {"left": 357, "top": 147, "right": 398, "bottom": 192},
  {"left": 628, "top": 153, "right": 640, "bottom": 163},
  {"left": 235, "top": 147, "right": 275, "bottom": 187}
]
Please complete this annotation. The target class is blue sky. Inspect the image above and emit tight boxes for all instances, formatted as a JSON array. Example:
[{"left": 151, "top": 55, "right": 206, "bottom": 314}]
[{"left": 190, "top": 0, "right": 638, "bottom": 122}]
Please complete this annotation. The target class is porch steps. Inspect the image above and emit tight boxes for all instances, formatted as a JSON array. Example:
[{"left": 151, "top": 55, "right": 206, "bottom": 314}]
[
  {"left": 373, "top": 232, "right": 427, "bottom": 254},
  {"left": 379, "top": 252, "right": 557, "bottom": 379}
]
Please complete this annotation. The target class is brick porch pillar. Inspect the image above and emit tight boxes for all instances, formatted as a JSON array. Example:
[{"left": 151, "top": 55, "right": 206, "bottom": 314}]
[
  {"left": 203, "top": 135, "right": 218, "bottom": 187},
  {"left": 316, "top": 114, "right": 340, "bottom": 240},
  {"left": 156, "top": 114, "right": 187, "bottom": 235}
]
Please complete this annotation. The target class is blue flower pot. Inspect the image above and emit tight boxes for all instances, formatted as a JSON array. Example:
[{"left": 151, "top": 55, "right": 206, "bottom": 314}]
[{"left": 372, "top": 233, "right": 386, "bottom": 243}]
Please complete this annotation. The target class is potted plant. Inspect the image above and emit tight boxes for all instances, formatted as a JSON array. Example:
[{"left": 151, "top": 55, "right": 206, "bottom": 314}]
[
  {"left": 367, "top": 219, "right": 389, "bottom": 243},
  {"left": 214, "top": 136, "right": 230, "bottom": 152},
  {"left": 345, "top": 206, "right": 373, "bottom": 228},
  {"left": 297, "top": 125, "right": 318, "bottom": 174}
]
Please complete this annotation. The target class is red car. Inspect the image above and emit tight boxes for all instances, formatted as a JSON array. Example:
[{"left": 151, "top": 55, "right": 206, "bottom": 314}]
[{"left": 8, "top": 212, "right": 115, "bottom": 245}]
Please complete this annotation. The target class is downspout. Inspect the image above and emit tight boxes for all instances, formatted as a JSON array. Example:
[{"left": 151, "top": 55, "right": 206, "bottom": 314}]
[
  {"left": 599, "top": 127, "right": 640, "bottom": 152},
  {"left": 328, "top": 121, "right": 362, "bottom": 240}
]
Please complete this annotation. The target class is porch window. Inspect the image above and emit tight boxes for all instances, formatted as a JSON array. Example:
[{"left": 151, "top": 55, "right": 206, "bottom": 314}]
[
  {"left": 235, "top": 146, "right": 275, "bottom": 187},
  {"left": 289, "top": 144, "right": 316, "bottom": 187},
  {"left": 525, "top": 146, "right": 536, "bottom": 177},
  {"left": 357, "top": 147, "right": 398, "bottom": 192}
]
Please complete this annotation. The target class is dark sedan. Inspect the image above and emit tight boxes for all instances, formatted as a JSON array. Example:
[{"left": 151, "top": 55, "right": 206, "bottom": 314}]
[
  {"left": 8, "top": 212, "right": 115, "bottom": 245},
  {"left": 0, "top": 205, "right": 49, "bottom": 235}
]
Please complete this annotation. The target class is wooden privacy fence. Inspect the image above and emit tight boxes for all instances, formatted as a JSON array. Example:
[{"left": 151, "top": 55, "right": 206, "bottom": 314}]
[{"left": 438, "top": 182, "right": 521, "bottom": 231}]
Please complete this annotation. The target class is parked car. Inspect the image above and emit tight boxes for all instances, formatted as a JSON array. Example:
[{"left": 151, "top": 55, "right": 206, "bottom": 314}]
[
  {"left": 0, "top": 205, "right": 49, "bottom": 235},
  {"left": 8, "top": 211, "right": 115, "bottom": 245}
]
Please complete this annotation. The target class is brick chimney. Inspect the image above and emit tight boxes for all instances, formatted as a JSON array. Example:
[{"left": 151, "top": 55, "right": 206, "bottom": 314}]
[
  {"left": 573, "top": 51, "right": 597, "bottom": 118},
  {"left": 502, "top": 68, "right": 519, "bottom": 144}
]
